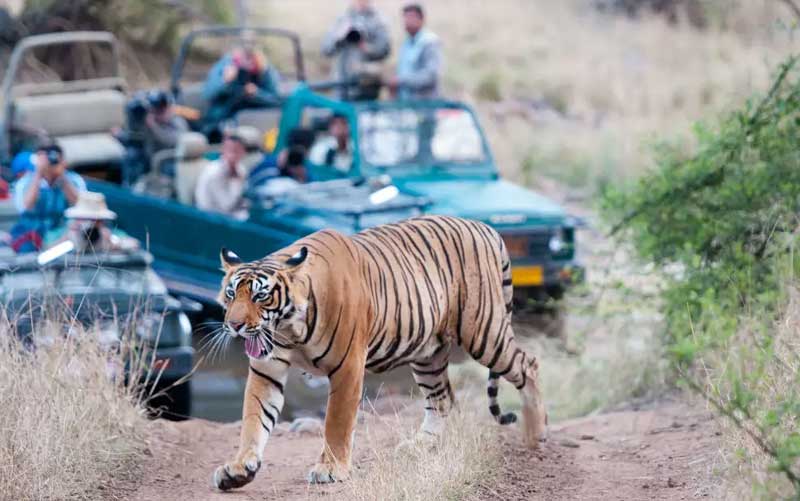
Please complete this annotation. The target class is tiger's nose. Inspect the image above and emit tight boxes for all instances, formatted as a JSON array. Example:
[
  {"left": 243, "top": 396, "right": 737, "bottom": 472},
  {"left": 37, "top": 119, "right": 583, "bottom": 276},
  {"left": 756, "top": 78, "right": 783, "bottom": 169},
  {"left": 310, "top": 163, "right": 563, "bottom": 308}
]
[{"left": 228, "top": 321, "right": 245, "bottom": 333}]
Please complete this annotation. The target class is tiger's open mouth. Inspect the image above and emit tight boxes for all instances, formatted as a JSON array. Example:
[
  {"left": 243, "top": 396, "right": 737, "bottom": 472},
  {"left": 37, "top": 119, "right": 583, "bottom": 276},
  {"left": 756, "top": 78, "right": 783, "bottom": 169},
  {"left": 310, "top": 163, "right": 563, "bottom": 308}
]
[{"left": 244, "top": 335, "right": 271, "bottom": 359}]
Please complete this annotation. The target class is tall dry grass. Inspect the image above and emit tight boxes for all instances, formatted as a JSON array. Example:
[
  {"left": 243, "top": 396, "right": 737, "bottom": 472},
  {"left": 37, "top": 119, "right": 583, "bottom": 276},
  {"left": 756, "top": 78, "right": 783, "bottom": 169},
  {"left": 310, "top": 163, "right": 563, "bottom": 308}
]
[
  {"left": 347, "top": 396, "right": 502, "bottom": 501},
  {"left": 0, "top": 317, "right": 148, "bottom": 501}
]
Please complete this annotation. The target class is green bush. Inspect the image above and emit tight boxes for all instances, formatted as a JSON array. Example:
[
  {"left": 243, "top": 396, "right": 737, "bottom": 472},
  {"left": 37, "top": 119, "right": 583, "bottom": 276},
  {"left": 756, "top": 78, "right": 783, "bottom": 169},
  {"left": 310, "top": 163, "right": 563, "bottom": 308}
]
[{"left": 604, "top": 57, "right": 800, "bottom": 496}]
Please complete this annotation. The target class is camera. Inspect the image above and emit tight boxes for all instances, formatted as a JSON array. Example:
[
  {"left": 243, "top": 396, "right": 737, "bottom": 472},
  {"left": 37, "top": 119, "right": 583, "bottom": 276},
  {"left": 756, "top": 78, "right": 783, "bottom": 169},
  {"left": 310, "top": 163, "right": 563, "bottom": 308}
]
[
  {"left": 45, "top": 148, "right": 60, "bottom": 166},
  {"left": 236, "top": 67, "right": 261, "bottom": 86},
  {"left": 344, "top": 27, "right": 363, "bottom": 44}
]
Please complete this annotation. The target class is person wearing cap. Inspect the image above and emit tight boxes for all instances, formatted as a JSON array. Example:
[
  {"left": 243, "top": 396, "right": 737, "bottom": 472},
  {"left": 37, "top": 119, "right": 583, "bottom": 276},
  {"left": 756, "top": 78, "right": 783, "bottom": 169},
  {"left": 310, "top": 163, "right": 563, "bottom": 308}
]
[
  {"left": 308, "top": 113, "right": 353, "bottom": 173},
  {"left": 10, "top": 144, "right": 86, "bottom": 252},
  {"left": 203, "top": 38, "right": 281, "bottom": 133},
  {"left": 45, "top": 191, "right": 138, "bottom": 253},
  {"left": 144, "top": 89, "right": 189, "bottom": 159},
  {"left": 194, "top": 132, "right": 249, "bottom": 218},
  {"left": 321, "top": 0, "right": 391, "bottom": 100},
  {"left": 386, "top": 3, "right": 442, "bottom": 99}
]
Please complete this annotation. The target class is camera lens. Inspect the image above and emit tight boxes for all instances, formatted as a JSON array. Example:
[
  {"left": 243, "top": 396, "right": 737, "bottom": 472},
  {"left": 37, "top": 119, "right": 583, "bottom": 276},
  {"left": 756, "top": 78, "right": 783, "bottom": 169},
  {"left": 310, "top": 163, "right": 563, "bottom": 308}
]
[
  {"left": 345, "top": 29, "right": 362, "bottom": 43},
  {"left": 46, "top": 150, "right": 60, "bottom": 166}
]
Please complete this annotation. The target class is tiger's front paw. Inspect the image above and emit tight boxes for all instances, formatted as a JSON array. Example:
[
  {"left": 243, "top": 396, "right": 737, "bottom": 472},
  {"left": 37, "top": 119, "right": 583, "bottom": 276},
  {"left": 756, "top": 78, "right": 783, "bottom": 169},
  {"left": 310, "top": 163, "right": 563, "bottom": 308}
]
[
  {"left": 307, "top": 461, "right": 349, "bottom": 484},
  {"left": 212, "top": 453, "right": 261, "bottom": 491}
]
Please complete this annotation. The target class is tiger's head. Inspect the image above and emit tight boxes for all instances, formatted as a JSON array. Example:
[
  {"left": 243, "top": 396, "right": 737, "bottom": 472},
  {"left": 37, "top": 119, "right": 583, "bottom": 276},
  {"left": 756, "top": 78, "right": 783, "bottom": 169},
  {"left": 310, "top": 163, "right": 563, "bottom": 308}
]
[{"left": 218, "top": 246, "right": 309, "bottom": 360}]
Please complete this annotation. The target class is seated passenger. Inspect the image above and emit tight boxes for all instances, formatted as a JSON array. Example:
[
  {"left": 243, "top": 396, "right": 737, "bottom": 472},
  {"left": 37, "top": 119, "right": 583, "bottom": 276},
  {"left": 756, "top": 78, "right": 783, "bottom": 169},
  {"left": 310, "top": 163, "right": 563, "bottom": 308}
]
[
  {"left": 10, "top": 144, "right": 85, "bottom": 253},
  {"left": 194, "top": 132, "right": 248, "bottom": 218},
  {"left": 144, "top": 90, "right": 189, "bottom": 159},
  {"left": 45, "top": 191, "right": 139, "bottom": 253},
  {"left": 255, "top": 147, "right": 310, "bottom": 197},
  {"left": 202, "top": 39, "right": 281, "bottom": 135},
  {"left": 308, "top": 113, "right": 353, "bottom": 173}
]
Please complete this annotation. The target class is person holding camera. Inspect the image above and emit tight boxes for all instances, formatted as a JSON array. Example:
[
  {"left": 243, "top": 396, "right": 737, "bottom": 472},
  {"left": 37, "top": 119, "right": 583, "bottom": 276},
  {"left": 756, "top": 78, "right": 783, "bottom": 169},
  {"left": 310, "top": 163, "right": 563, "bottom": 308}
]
[
  {"left": 202, "top": 39, "right": 281, "bottom": 136},
  {"left": 10, "top": 144, "right": 86, "bottom": 252},
  {"left": 322, "top": 0, "right": 391, "bottom": 100},
  {"left": 387, "top": 3, "right": 442, "bottom": 100}
]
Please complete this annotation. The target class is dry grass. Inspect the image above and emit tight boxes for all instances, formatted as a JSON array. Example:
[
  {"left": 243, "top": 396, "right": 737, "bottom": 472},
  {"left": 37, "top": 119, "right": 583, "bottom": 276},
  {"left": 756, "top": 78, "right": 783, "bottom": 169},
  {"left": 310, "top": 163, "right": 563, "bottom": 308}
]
[
  {"left": 258, "top": 0, "right": 799, "bottom": 193},
  {"left": 0, "top": 316, "right": 149, "bottom": 501},
  {"left": 704, "top": 286, "right": 800, "bottom": 500},
  {"left": 347, "top": 395, "right": 502, "bottom": 501}
]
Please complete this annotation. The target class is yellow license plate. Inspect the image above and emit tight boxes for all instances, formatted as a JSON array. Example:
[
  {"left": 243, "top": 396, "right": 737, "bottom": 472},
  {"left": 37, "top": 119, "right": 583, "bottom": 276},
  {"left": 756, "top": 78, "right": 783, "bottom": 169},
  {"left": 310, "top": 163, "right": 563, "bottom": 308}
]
[{"left": 511, "top": 265, "right": 543, "bottom": 286}]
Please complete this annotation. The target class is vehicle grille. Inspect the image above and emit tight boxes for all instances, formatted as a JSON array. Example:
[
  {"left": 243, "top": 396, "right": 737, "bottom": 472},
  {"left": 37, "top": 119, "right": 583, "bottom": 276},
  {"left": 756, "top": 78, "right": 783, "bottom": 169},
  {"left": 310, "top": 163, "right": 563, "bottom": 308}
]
[{"left": 501, "top": 230, "right": 552, "bottom": 258}]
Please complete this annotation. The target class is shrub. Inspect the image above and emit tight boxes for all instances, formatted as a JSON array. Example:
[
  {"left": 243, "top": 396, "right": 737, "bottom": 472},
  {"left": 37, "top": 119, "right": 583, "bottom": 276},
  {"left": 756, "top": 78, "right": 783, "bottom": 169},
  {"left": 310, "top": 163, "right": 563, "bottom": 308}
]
[{"left": 604, "top": 56, "right": 800, "bottom": 496}]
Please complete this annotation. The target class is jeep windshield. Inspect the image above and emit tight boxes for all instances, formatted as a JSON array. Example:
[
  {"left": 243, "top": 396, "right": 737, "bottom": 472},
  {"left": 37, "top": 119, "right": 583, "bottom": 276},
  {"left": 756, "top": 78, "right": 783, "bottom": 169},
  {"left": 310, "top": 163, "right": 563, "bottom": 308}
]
[{"left": 357, "top": 105, "right": 489, "bottom": 169}]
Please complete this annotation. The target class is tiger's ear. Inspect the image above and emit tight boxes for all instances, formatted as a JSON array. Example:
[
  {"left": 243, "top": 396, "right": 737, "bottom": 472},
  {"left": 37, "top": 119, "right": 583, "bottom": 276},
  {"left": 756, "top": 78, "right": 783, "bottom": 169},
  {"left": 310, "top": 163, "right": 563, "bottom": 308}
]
[
  {"left": 220, "top": 247, "right": 242, "bottom": 271},
  {"left": 285, "top": 246, "right": 308, "bottom": 267}
]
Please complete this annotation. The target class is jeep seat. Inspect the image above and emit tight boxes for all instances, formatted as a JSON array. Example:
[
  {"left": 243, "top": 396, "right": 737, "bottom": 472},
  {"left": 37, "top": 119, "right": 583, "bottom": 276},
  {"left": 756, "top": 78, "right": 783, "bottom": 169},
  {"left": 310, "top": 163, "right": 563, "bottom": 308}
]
[
  {"left": 175, "top": 132, "right": 209, "bottom": 205},
  {"left": 12, "top": 89, "right": 126, "bottom": 168}
]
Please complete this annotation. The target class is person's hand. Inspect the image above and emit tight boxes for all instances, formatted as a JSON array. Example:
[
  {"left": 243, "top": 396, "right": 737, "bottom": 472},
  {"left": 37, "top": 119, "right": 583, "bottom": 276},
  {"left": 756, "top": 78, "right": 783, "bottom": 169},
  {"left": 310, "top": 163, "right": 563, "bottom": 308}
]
[
  {"left": 145, "top": 113, "right": 157, "bottom": 129},
  {"left": 223, "top": 64, "right": 238, "bottom": 83},
  {"left": 358, "top": 40, "right": 369, "bottom": 53},
  {"left": 244, "top": 82, "right": 258, "bottom": 96},
  {"left": 386, "top": 76, "right": 400, "bottom": 97},
  {"left": 336, "top": 21, "right": 352, "bottom": 42}
]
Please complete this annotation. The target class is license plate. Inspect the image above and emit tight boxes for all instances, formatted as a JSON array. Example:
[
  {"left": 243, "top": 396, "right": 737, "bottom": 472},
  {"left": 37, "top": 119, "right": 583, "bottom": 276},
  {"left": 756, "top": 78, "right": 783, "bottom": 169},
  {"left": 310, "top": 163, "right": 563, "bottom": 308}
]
[{"left": 511, "top": 265, "right": 543, "bottom": 286}]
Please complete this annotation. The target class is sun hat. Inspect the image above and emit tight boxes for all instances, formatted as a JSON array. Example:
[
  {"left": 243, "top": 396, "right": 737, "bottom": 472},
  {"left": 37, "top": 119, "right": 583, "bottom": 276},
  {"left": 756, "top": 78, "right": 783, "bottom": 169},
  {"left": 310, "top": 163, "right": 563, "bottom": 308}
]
[{"left": 64, "top": 191, "right": 117, "bottom": 221}]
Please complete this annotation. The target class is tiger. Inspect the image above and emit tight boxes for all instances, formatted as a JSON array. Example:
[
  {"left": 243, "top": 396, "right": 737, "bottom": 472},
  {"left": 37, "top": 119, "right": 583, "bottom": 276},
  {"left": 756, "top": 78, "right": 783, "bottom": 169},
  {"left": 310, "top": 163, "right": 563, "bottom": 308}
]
[{"left": 211, "top": 215, "right": 547, "bottom": 490}]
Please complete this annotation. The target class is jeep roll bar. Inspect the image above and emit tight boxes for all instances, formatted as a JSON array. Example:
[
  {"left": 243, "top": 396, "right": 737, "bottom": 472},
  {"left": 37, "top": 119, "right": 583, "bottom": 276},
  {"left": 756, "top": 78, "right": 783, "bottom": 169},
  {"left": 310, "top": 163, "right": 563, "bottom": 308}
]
[
  {"left": 0, "top": 31, "right": 124, "bottom": 165},
  {"left": 169, "top": 25, "right": 306, "bottom": 99}
]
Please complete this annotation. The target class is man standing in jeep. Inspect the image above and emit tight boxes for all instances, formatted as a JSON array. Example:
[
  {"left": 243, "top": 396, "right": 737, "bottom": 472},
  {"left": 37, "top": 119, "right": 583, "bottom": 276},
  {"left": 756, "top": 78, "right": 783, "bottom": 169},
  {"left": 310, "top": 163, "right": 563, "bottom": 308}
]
[
  {"left": 386, "top": 3, "right": 442, "bottom": 100},
  {"left": 322, "top": 0, "right": 391, "bottom": 100}
]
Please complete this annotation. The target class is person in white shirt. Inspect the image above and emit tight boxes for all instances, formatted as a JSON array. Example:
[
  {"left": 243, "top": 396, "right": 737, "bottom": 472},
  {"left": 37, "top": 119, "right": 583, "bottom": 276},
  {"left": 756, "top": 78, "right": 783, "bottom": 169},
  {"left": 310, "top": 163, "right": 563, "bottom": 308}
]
[
  {"left": 195, "top": 133, "right": 248, "bottom": 217},
  {"left": 308, "top": 113, "right": 353, "bottom": 173}
]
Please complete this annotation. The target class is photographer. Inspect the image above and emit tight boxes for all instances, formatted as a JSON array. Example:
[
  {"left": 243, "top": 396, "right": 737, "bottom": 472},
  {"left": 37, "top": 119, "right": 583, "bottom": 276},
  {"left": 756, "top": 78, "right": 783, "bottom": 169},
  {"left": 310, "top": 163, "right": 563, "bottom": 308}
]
[
  {"left": 202, "top": 39, "right": 281, "bottom": 136},
  {"left": 10, "top": 144, "right": 86, "bottom": 252},
  {"left": 322, "top": 0, "right": 390, "bottom": 100}
]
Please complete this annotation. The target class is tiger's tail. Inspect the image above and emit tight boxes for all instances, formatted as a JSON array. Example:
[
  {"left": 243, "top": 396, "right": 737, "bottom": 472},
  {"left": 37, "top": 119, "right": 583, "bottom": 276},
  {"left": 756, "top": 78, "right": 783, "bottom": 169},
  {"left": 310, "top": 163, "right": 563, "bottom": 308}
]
[{"left": 487, "top": 372, "right": 517, "bottom": 425}]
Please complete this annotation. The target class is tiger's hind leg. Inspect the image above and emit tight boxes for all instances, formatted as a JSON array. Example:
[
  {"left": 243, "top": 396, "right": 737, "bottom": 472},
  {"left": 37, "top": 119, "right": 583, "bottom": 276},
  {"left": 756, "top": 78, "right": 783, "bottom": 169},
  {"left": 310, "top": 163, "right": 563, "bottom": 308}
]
[
  {"left": 410, "top": 342, "right": 454, "bottom": 437},
  {"left": 470, "top": 321, "right": 547, "bottom": 447}
]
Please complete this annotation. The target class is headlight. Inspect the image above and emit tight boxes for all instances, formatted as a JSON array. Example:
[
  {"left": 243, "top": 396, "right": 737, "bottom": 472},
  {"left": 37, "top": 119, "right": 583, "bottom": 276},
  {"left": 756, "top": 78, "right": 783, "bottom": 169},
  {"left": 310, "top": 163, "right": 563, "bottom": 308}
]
[{"left": 548, "top": 233, "right": 565, "bottom": 253}]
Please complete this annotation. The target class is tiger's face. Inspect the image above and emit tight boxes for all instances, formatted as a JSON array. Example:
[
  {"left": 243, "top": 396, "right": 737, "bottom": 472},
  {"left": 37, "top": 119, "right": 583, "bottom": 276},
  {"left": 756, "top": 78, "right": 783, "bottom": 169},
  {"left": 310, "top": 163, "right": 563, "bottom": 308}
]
[{"left": 218, "top": 247, "right": 308, "bottom": 360}]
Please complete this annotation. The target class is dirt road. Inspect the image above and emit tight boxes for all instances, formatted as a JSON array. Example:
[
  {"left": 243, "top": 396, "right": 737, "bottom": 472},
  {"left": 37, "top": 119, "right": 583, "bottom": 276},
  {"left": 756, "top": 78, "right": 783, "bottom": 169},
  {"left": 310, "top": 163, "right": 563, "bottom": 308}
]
[{"left": 121, "top": 396, "right": 720, "bottom": 501}]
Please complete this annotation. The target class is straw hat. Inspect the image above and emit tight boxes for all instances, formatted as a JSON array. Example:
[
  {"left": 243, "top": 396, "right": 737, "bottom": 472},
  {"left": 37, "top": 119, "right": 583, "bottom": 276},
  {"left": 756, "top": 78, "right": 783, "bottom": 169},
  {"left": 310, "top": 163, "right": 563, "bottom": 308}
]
[{"left": 64, "top": 191, "right": 117, "bottom": 221}]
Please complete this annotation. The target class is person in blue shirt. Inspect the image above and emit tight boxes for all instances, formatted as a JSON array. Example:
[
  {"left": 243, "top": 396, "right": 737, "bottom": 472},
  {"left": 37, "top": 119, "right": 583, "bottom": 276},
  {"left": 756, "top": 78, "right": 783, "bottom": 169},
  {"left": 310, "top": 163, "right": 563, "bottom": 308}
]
[
  {"left": 202, "top": 40, "right": 281, "bottom": 137},
  {"left": 10, "top": 144, "right": 86, "bottom": 252},
  {"left": 386, "top": 3, "right": 442, "bottom": 99}
]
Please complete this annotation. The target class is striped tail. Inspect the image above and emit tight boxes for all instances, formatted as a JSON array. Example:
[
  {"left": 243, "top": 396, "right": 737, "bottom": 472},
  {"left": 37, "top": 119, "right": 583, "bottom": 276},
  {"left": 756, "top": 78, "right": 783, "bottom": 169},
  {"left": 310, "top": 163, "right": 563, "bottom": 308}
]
[{"left": 488, "top": 372, "right": 517, "bottom": 425}]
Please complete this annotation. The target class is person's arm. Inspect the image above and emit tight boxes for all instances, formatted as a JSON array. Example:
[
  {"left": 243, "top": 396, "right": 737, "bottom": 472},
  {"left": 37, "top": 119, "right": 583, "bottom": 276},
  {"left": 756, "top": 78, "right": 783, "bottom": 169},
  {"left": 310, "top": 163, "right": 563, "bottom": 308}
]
[
  {"left": 58, "top": 172, "right": 84, "bottom": 206},
  {"left": 397, "top": 39, "right": 442, "bottom": 92},
  {"left": 203, "top": 58, "right": 235, "bottom": 101},
  {"left": 146, "top": 115, "right": 187, "bottom": 149},
  {"left": 20, "top": 173, "right": 42, "bottom": 211},
  {"left": 361, "top": 15, "right": 391, "bottom": 61},
  {"left": 321, "top": 15, "right": 349, "bottom": 57}
]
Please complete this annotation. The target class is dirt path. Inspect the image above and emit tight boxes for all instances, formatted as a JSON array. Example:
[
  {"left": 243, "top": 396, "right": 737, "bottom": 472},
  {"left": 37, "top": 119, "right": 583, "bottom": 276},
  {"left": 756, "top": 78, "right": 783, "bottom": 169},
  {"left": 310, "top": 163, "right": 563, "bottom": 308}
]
[{"left": 122, "top": 396, "right": 719, "bottom": 501}]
